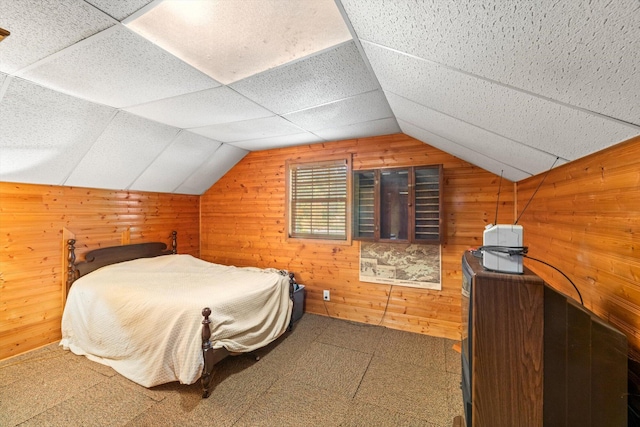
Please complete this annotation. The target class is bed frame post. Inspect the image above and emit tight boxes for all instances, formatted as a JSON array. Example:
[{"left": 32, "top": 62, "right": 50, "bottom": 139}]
[
  {"left": 201, "top": 307, "right": 214, "bottom": 398},
  {"left": 66, "top": 239, "right": 77, "bottom": 295},
  {"left": 170, "top": 231, "right": 177, "bottom": 254}
]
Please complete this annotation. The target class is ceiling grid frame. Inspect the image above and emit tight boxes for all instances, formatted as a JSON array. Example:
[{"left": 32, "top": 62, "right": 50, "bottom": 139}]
[{"left": 0, "top": 0, "right": 637, "bottom": 194}]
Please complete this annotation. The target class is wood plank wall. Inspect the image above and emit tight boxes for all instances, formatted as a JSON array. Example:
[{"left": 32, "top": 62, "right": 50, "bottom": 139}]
[
  {"left": 201, "top": 134, "right": 514, "bottom": 340},
  {"left": 516, "top": 135, "right": 640, "bottom": 360},
  {"left": 0, "top": 182, "right": 200, "bottom": 360}
]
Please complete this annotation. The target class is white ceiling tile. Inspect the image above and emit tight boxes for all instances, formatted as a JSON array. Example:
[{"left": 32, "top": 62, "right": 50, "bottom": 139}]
[
  {"left": 64, "top": 111, "right": 179, "bottom": 190},
  {"left": 398, "top": 120, "right": 531, "bottom": 183},
  {"left": 17, "top": 24, "right": 220, "bottom": 108},
  {"left": 0, "top": 0, "right": 115, "bottom": 74},
  {"left": 385, "top": 91, "right": 567, "bottom": 176},
  {"left": 85, "top": 0, "right": 155, "bottom": 21},
  {"left": 190, "top": 115, "right": 305, "bottom": 143},
  {"left": 125, "top": 0, "right": 352, "bottom": 84},
  {"left": 124, "top": 86, "right": 272, "bottom": 129},
  {"left": 229, "top": 132, "right": 324, "bottom": 151},
  {"left": 175, "top": 144, "right": 248, "bottom": 195},
  {"left": 0, "top": 77, "right": 116, "bottom": 185},
  {"left": 313, "top": 118, "right": 400, "bottom": 142},
  {"left": 341, "top": 0, "right": 640, "bottom": 126},
  {"left": 230, "top": 41, "right": 379, "bottom": 114},
  {"left": 283, "top": 90, "right": 393, "bottom": 131},
  {"left": 130, "top": 131, "right": 222, "bottom": 194},
  {"left": 363, "top": 42, "right": 640, "bottom": 161},
  {"left": 1, "top": 1, "right": 637, "bottom": 193}
]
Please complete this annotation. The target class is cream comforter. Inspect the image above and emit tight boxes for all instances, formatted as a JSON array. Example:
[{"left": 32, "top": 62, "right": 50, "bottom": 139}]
[{"left": 60, "top": 254, "right": 292, "bottom": 387}]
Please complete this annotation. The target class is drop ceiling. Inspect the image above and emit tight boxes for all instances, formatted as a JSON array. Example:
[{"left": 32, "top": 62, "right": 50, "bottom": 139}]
[{"left": 1, "top": 0, "right": 638, "bottom": 194}]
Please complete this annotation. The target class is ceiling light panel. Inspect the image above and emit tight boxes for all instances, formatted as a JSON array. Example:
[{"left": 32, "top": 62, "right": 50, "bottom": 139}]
[
  {"left": 283, "top": 90, "right": 394, "bottom": 131},
  {"left": 85, "top": 0, "right": 155, "bottom": 21},
  {"left": 386, "top": 91, "right": 565, "bottom": 175},
  {"left": 230, "top": 41, "right": 379, "bottom": 114},
  {"left": 175, "top": 144, "right": 248, "bottom": 195},
  {"left": 363, "top": 41, "right": 639, "bottom": 161},
  {"left": 18, "top": 25, "right": 220, "bottom": 108},
  {"left": 64, "top": 111, "right": 179, "bottom": 190},
  {"left": 313, "top": 118, "right": 400, "bottom": 142},
  {"left": 0, "top": 77, "right": 115, "bottom": 185},
  {"left": 125, "top": 0, "right": 352, "bottom": 85},
  {"left": 0, "top": 0, "right": 115, "bottom": 74},
  {"left": 190, "top": 115, "right": 306, "bottom": 143},
  {"left": 130, "top": 131, "right": 222, "bottom": 194},
  {"left": 124, "top": 86, "right": 272, "bottom": 129},
  {"left": 399, "top": 120, "right": 531, "bottom": 183},
  {"left": 340, "top": 0, "right": 640, "bottom": 127}
]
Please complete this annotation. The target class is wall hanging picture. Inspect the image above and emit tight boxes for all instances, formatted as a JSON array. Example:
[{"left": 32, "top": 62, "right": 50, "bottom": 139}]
[{"left": 359, "top": 242, "right": 441, "bottom": 290}]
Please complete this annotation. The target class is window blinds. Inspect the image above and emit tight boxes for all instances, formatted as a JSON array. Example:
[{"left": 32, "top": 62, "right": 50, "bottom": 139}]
[{"left": 289, "top": 159, "right": 347, "bottom": 240}]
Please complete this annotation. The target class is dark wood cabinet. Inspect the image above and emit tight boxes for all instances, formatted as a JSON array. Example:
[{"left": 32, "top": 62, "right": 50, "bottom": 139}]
[
  {"left": 462, "top": 252, "right": 628, "bottom": 427},
  {"left": 353, "top": 165, "right": 442, "bottom": 243},
  {"left": 467, "top": 253, "right": 545, "bottom": 426}
]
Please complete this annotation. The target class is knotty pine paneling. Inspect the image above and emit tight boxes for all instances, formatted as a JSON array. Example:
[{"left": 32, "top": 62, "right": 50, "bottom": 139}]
[
  {"left": 516, "top": 135, "right": 640, "bottom": 360},
  {"left": 0, "top": 182, "right": 199, "bottom": 360},
  {"left": 201, "top": 134, "right": 514, "bottom": 340}
]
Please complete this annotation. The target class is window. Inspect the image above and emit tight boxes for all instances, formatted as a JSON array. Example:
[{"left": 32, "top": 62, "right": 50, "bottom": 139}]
[
  {"left": 353, "top": 165, "right": 443, "bottom": 243},
  {"left": 286, "top": 156, "right": 351, "bottom": 241}
]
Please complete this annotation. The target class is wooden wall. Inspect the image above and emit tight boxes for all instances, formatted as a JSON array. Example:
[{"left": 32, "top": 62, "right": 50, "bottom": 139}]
[
  {"left": 4, "top": 133, "right": 636, "bottom": 364},
  {"left": 516, "top": 135, "right": 640, "bottom": 359},
  {"left": 201, "top": 134, "right": 514, "bottom": 340},
  {"left": 0, "top": 182, "right": 199, "bottom": 360}
]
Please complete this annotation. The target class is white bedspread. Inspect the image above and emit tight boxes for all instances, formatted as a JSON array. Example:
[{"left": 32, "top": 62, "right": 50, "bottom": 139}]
[{"left": 60, "top": 255, "right": 292, "bottom": 387}]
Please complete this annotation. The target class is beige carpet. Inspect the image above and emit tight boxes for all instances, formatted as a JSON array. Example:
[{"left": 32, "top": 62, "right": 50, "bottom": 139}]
[{"left": 0, "top": 314, "right": 464, "bottom": 426}]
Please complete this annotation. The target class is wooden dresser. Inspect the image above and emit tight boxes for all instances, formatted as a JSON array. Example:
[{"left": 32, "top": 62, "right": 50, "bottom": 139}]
[{"left": 462, "top": 251, "right": 627, "bottom": 427}]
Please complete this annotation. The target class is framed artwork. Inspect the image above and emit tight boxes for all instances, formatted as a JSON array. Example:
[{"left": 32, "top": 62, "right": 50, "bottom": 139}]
[{"left": 359, "top": 241, "right": 441, "bottom": 290}]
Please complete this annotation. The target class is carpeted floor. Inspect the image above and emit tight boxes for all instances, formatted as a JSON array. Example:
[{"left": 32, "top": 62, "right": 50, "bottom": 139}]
[{"left": 0, "top": 314, "right": 464, "bottom": 426}]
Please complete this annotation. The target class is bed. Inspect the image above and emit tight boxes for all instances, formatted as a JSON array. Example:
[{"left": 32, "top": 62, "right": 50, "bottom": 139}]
[{"left": 61, "top": 232, "right": 296, "bottom": 398}]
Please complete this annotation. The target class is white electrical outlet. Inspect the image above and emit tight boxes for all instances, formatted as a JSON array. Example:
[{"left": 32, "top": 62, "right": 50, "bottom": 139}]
[{"left": 323, "top": 290, "right": 330, "bottom": 301}]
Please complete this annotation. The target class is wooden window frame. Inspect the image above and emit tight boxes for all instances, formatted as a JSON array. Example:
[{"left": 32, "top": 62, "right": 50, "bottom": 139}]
[
  {"left": 285, "top": 155, "right": 352, "bottom": 245},
  {"left": 352, "top": 164, "right": 443, "bottom": 244}
]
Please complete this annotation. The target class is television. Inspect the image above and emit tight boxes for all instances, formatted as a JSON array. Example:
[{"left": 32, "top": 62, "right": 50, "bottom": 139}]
[{"left": 461, "top": 251, "right": 627, "bottom": 426}]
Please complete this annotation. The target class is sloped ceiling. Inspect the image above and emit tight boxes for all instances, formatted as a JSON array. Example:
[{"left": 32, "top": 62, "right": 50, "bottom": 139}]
[{"left": 0, "top": 0, "right": 638, "bottom": 194}]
